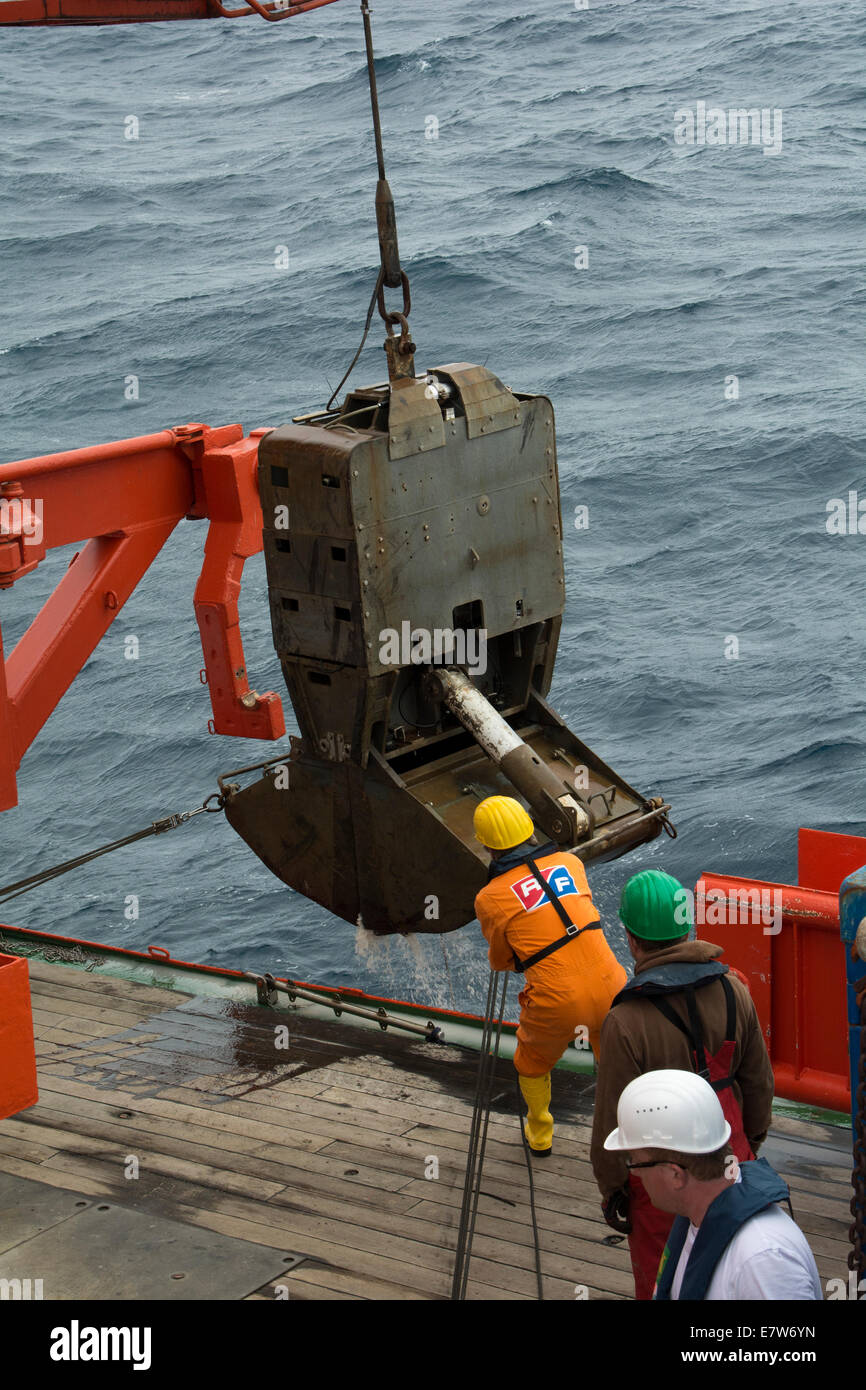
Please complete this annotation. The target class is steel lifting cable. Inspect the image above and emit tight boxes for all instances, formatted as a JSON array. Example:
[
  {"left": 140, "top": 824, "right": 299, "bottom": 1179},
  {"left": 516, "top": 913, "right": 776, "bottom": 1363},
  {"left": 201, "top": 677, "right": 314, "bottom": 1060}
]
[
  {"left": 326, "top": 0, "right": 412, "bottom": 411},
  {"left": 0, "top": 793, "right": 226, "bottom": 905},
  {"left": 451, "top": 968, "right": 507, "bottom": 1300},
  {"left": 451, "top": 970, "right": 545, "bottom": 1301}
]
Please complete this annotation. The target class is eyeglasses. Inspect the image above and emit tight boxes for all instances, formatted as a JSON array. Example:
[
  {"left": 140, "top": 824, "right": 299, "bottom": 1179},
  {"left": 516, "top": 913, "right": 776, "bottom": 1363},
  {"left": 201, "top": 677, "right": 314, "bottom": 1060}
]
[{"left": 625, "top": 1159, "right": 687, "bottom": 1172}]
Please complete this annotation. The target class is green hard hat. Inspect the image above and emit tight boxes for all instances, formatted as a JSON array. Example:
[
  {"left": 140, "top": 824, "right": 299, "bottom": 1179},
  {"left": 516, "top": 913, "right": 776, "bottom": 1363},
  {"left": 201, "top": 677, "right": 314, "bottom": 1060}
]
[{"left": 619, "top": 869, "right": 691, "bottom": 941}]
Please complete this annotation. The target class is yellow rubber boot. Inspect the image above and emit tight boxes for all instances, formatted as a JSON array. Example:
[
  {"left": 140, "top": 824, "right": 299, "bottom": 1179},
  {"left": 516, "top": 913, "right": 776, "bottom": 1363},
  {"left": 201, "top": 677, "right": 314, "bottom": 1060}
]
[{"left": 518, "top": 1072, "right": 553, "bottom": 1154}]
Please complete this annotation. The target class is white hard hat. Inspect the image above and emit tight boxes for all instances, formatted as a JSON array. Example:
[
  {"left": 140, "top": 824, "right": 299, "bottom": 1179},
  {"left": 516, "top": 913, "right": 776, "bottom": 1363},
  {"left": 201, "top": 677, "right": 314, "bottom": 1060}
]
[{"left": 603, "top": 1069, "right": 732, "bottom": 1154}]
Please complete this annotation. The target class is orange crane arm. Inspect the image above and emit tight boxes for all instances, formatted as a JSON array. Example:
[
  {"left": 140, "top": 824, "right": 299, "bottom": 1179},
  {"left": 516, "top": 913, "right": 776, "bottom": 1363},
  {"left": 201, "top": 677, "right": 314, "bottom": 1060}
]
[
  {"left": 0, "top": 0, "right": 343, "bottom": 25},
  {"left": 0, "top": 422, "right": 285, "bottom": 812}
]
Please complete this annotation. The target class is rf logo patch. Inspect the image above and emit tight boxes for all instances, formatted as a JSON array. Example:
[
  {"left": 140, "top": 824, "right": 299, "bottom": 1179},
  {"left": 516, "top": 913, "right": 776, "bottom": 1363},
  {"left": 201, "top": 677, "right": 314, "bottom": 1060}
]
[{"left": 511, "top": 864, "right": 581, "bottom": 912}]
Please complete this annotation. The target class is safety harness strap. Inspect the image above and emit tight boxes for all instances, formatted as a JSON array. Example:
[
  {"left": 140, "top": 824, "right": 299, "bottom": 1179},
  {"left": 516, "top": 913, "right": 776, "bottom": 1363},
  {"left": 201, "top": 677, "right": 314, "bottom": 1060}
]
[
  {"left": 647, "top": 976, "right": 738, "bottom": 1090},
  {"left": 511, "top": 858, "right": 601, "bottom": 973},
  {"left": 685, "top": 985, "right": 709, "bottom": 1078}
]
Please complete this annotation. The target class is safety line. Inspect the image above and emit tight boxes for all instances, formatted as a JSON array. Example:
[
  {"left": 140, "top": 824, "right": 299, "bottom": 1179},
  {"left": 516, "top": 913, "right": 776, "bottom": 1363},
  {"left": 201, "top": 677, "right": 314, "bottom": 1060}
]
[
  {"left": 451, "top": 970, "right": 544, "bottom": 1300},
  {"left": 451, "top": 969, "right": 504, "bottom": 1299},
  {"left": 0, "top": 793, "right": 224, "bottom": 905}
]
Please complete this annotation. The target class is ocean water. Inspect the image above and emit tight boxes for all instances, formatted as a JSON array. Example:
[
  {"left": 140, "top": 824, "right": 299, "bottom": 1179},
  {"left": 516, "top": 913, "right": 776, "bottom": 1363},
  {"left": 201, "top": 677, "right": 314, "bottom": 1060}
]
[{"left": 1, "top": 0, "right": 863, "bottom": 1018}]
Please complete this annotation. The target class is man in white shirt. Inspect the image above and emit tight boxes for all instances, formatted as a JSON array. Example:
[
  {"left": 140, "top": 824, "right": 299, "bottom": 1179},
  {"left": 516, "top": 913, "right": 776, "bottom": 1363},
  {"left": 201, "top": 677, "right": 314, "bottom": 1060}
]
[{"left": 603, "top": 1068, "right": 822, "bottom": 1301}]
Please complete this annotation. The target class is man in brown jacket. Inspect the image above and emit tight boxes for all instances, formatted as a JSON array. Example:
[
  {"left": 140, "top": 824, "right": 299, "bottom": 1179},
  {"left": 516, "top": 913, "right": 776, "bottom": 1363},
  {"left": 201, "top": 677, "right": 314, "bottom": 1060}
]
[{"left": 590, "top": 868, "right": 774, "bottom": 1300}]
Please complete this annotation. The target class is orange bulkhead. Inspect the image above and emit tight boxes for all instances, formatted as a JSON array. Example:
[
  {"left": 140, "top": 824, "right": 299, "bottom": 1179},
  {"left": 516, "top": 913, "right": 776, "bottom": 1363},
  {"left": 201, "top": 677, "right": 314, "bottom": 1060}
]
[{"left": 0, "top": 951, "right": 39, "bottom": 1120}]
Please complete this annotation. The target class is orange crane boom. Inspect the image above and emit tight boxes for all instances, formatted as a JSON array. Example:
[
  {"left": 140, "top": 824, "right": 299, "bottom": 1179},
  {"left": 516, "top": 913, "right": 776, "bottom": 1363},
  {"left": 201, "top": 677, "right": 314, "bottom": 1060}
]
[
  {"left": 0, "top": 0, "right": 342, "bottom": 25},
  {"left": 0, "top": 424, "right": 286, "bottom": 812}
]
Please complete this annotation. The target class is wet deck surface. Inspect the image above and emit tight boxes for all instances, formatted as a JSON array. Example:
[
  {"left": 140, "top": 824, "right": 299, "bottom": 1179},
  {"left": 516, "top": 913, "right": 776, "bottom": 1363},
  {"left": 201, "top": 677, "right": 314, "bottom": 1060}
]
[{"left": 0, "top": 960, "right": 855, "bottom": 1300}]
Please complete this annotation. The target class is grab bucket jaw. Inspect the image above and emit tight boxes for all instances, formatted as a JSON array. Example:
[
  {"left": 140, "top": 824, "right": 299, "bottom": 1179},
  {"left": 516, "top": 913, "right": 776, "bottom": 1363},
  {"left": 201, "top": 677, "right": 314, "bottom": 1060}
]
[{"left": 224, "top": 364, "right": 670, "bottom": 933}]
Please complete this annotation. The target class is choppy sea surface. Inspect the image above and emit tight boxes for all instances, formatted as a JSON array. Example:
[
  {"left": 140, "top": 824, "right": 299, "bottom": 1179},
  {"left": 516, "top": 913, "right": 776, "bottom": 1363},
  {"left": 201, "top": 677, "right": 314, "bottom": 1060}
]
[{"left": 1, "top": 0, "right": 863, "bottom": 1017}]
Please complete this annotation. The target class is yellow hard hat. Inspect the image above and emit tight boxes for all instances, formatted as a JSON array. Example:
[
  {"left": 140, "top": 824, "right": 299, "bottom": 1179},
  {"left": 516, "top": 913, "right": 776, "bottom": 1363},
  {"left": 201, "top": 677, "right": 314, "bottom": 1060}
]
[{"left": 473, "top": 796, "right": 535, "bottom": 850}]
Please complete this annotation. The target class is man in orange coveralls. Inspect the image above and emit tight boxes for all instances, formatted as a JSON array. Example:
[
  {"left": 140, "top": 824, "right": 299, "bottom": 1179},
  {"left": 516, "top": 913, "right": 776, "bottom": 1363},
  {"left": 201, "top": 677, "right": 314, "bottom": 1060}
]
[{"left": 473, "top": 795, "right": 626, "bottom": 1155}]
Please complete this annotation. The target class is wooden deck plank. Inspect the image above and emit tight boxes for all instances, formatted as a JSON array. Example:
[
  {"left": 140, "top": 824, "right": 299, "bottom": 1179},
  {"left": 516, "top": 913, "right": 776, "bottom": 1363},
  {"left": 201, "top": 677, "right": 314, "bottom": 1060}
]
[
  {"left": 7, "top": 961, "right": 854, "bottom": 1302},
  {"left": 0, "top": 1149, "right": 120, "bottom": 1201},
  {"left": 321, "top": 1135, "right": 604, "bottom": 1208},
  {"left": 29, "top": 987, "right": 174, "bottom": 1023},
  {"left": 33, "top": 1023, "right": 139, "bottom": 1045},
  {"left": 161, "top": 1197, "right": 590, "bottom": 1302},
  {"left": 315, "top": 1081, "right": 587, "bottom": 1153},
  {"left": 26, "top": 1140, "right": 633, "bottom": 1300},
  {"left": 26, "top": 961, "right": 194, "bottom": 1008},
  {"left": 33, "top": 1006, "right": 310, "bottom": 1068},
  {"left": 36, "top": 1068, "right": 508, "bottom": 1159},
  {"left": 34, "top": 1071, "right": 433, "bottom": 1160},
  {"left": 32, "top": 1011, "right": 140, "bottom": 1041},
  {"left": 30, "top": 979, "right": 230, "bottom": 1029},
  {"left": 276, "top": 1264, "right": 431, "bottom": 1301},
  {"left": 401, "top": 1158, "right": 629, "bottom": 1235},
  {"left": 17, "top": 1087, "right": 408, "bottom": 1186},
  {"left": 29, "top": 990, "right": 162, "bottom": 1028},
  {"left": 782, "top": 1167, "right": 855, "bottom": 1201},
  {"left": 0, "top": 1128, "right": 59, "bottom": 1164},
  {"left": 320, "top": 1056, "right": 598, "bottom": 1139},
  {"left": 38, "top": 1039, "right": 268, "bottom": 1083},
  {"left": 27, "top": 1078, "right": 606, "bottom": 1223},
  {"left": 1, "top": 1149, "right": 509, "bottom": 1300},
  {"left": 1, "top": 1118, "right": 288, "bottom": 1202},
  {"left": 18, "top": 1089, "right": 631, "bottom": 1245},
  {"left": 9, "top": 1104, "right": 427, "bottom": 1211},
  {"left": 316, "top": 1060, "right": 540, "bottom": 1126},
  {"left": 31, "top": 1076, "right": 338, "bottom": 1153},
  {"left": 32, "top": 1056, "right": 845, "bottom": 1223},
  {"left": 782, "top": 1186, "right": 853, "bottom": 1221},
  {"left": 264, "top": 1172, "right": 634, "bottom": 1289},
  {"left": 783, "top": 1205, "right": 851, "bottom": 1241},
  {"left": 29, "top": 1142, "right": 579, "bottom": 1300}
]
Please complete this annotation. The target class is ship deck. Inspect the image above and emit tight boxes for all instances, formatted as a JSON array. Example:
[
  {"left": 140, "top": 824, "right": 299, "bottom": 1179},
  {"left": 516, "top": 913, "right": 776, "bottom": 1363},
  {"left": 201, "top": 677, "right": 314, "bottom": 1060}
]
[{"left": 0, "top": 960, "right": 855, "bottom": 1301}]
